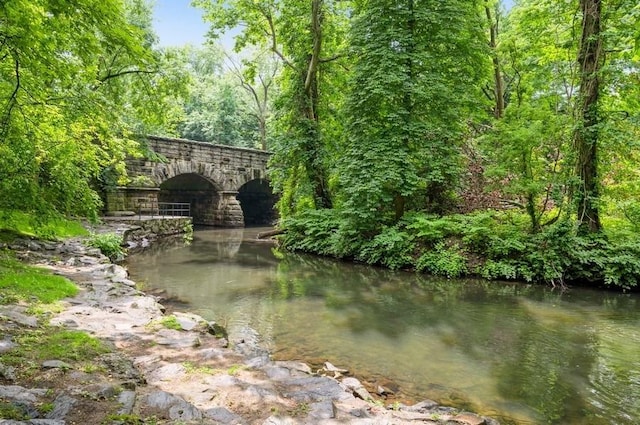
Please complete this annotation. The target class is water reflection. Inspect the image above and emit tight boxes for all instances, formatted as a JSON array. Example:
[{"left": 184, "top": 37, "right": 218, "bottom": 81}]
[{"left": 126, "top": 228, "right": 640, "bottom": 425}]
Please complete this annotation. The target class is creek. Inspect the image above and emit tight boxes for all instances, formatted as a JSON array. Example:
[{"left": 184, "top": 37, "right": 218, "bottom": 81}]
[{"left": 126, "top": 227, "right": 640, "bottom": 425}]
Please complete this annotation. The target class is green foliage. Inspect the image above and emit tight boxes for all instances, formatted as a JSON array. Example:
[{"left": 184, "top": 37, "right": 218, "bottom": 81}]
[
  {"left": 0, "top": 252, "right": 78, "bottom": 304},
  {"left": 339, "top": 0, "right": 489, "bottom": 229},
  {"left": 87, "top": 233, "right": 124, "bottom": 260},
  {"left": 357, "top": 226, "right": 414, "bottom": 270},
  {"left": 280, "top": 210, "right": 640, "bottom": 289},
  {"left": 279, "top": 209, "right": 342, "bottom": 256},
  {"left": 182, "top": 221, "right": 194, "bottom": 243},
  {"left": 0, "top": 0, "right": 185, "bottom": 221},
  {"left": 173, "top": 45, "right": 261, "bottom": 148},
  {"left": 416, "top": 242, "right": 468, "bottom": 278}
]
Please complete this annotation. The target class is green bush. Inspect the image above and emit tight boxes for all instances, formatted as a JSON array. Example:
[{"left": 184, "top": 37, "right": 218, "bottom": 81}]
[
  {"left": 357, "top": 226, "right": 414, "bottom": 270},
  {"left": 416, "top": 241, "right": 468, "bottom": 278},
  {"left": 279, "top": 208, "right": 640, "bottom": 290},
  {"left": 280, "top": 209, "right": 342, "bottom": 256},
  {"left": 87, "top": 232, "right": 124, "bottom": 260}
]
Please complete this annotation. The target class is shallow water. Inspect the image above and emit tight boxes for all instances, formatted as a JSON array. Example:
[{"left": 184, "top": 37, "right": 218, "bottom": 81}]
[{"left": 126, "top": 227, "right": 640, "bottom": 424}]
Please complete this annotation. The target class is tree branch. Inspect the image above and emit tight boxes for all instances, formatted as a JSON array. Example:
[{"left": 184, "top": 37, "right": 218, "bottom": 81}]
[
  {"left": 1, "top": 56, "right": 20, "bottom": 138},
  {"left": 98, "top": 68, "right": 156, "bottom": 83},
  {"left": 264, "top": 12, "right": 296, "bottom": 70}
]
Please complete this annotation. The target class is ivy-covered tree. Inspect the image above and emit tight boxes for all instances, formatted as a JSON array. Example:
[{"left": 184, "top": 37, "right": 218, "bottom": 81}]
[{"left": 339, "top": 0, "right": 488, "bottom": 232}]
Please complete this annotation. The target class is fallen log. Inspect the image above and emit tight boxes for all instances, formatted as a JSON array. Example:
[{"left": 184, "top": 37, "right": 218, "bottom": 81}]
[{"left": 257, "top": 228, "right": 286, "bottom": 239}]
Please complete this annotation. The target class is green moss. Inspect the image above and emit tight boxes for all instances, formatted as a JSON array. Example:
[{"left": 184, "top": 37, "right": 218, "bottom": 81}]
[{"left": 147, "top": 315, "right": 182, "bottom": 331}]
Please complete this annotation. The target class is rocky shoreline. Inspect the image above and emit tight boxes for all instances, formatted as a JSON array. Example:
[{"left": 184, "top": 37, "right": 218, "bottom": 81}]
[{"left": 0, "top": 225, "right": 499, "bottom": 425}]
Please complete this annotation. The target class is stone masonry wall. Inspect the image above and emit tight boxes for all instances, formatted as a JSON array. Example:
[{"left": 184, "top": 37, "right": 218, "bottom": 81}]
[{"left": 116, "top": 136, "right": 273, "bottom": 227}]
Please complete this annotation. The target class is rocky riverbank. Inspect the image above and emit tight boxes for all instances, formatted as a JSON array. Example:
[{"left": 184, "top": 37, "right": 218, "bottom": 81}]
[{"left": 0, "top": 225, "right": 499, "bottom": 425}]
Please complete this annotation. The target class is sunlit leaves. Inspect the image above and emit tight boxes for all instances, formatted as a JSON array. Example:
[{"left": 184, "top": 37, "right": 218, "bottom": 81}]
[{"left": 0, "top": 0, "right": 174, "bottom": 219}]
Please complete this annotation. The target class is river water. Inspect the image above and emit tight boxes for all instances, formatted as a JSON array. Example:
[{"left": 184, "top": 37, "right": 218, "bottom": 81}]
[{"left": 126, "top": 227, "right": 640, "bottom": 425}]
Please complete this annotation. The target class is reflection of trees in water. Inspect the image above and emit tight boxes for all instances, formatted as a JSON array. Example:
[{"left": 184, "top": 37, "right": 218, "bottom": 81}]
[{"left": 263, "top": 252, "right": 640, "bottom": 425}]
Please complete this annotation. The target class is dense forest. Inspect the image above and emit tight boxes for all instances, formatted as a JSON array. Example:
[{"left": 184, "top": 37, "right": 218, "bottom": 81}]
[{"left": 1, "top": 0, "right": 639, "bottom": 289}]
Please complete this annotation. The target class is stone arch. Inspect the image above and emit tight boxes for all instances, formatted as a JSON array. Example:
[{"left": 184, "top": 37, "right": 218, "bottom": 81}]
[
  {"left": 151, "top": 160, "right": 226, "bottom": 190},
  {"left": 237, "top": 179, "right": 277, "bottom": 226}
]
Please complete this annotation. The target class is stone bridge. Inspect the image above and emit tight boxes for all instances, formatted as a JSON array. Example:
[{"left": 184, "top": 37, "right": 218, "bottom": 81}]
[{"left": 104, "top": 136, "right": 275, "bottom": 227}]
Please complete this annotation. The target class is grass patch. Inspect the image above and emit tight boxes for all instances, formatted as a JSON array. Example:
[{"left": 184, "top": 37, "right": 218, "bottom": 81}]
[
  {"left": 0, "top": 210, "right": 88, "bottom": 240},
  {"left": 0, "top": 401, "right": 29, "bottom": 420},
  {"left": 0, "top": 252, "right": 78, "bottom": 304},
  {"left": 227, "top": 364, "right": 248, "bottom": 376},
  {"left": 183, "top": 361, "right": 216, "bottom": 375},
  {"left": 104, "top": 413, "right": 159, "bottom": 424},
  {"left": 146, "top": 315, "right": 183, "bottom": 331},
  {"left": 2, "top": 328, "right": 111, "bottom": 371}
]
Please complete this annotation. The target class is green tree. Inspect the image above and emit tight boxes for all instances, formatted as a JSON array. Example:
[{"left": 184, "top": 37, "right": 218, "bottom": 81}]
[
  {"left": 339, "top": 0, "right": 488, "bottom": 232},
  {"left": 0, "top": 0, "right": 185, "bottom": 223},
  {"left": 226, "top": 50, "right": 280, "bottom": 150},
  {"left": 194, "top": 0, "right": 350, "bottom": 213},
  {"left": 482, "top": 0, "right": 640, "bottom": 232},
  {"left": 574, "top": 0, "right": 604, "bottom": 233},
  {"left": 170, "top": 45, "right": 259, "bottom": 147}
]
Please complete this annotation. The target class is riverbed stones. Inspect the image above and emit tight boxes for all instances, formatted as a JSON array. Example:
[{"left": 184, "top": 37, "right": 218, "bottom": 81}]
[
  {"left": 341, "top": 377, "right": 373, "bottom": 401},
  {"left": 41, "top": 360, "right": 72, "bottom": 370},
  {"left": 142, "top": 390, "right": 203, "bottom": 421},
  {"left": 0, "top": 336, "right": 16, "bottom": 353},
  {"left": 0, "top": 306, "right": 39, "bottom": 328}
]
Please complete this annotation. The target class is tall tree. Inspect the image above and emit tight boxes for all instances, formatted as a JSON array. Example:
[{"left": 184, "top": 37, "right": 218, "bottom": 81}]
[
  {"left": 170, "top": 45, "right": 260, "bottom": 147},
  {"left": 574, "top": 0, "right": 604, "bottom": 233},
  {"left": 339, "top": 0, "right": 488, "bottom": 231},
  {"left": 193, "top": 0, "right": 349, "bottom": 213},
  {"left": 226, "top": 50, "right": 280, "bottom": 150},
  {"left": 485, "top": 0, "right": 506, "bottom": 119}
]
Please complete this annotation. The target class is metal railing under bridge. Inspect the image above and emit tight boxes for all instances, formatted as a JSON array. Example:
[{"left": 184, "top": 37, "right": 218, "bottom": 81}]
[{"left": 136, "top": 201, "right": 191, "bottom": 219}]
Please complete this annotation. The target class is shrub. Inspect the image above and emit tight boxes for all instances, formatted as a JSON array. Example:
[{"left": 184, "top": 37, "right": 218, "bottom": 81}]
[
  {"left": 416, "top": 241, "right": 468, "bottom": 278},
  {"left": 280, "top": 209, "right": 342, "bottom": 256},
  {"left": 357, "top": 226, "right": 414, "bottom": 270},
  {"left": 87, "top": 232, "right": 124, "bottom": 260}
]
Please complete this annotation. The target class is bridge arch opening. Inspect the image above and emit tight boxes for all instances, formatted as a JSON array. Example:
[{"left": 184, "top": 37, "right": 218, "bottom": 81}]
[
  {"left": 159, "top": 173, "right": 220, "bottom": 226},
  {"left": 237, "top": 179, "right": 277, "bottom": 226}
]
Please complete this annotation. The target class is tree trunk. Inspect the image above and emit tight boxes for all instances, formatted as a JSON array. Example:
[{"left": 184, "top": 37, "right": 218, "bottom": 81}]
[
  {"left": 304, "top": 0, "right": 332, "bottom": 209},
  {"left": 485, "top": 3, "right": 505, "bottom": 119},
  {"left": 574, "top": 0, "right": 603, "bottom": 233}
]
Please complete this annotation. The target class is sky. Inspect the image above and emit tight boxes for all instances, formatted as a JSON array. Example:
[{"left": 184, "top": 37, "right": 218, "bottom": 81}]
[
  {"left": 152, "top": 0, "right": 516, "bottom": 48},
  {"left": 153, "top": 0, "right": 209, "bottom": 47}
]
